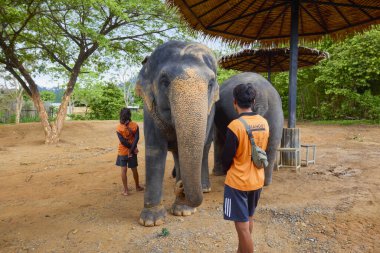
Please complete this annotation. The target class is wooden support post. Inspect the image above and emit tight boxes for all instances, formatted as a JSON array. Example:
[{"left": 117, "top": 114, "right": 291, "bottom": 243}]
[
  {"left": 288, "top": 0, "right": 299, "bottom": 128},
  {"left": 281, "top": 128, "right": 300, "bottom": 167}
]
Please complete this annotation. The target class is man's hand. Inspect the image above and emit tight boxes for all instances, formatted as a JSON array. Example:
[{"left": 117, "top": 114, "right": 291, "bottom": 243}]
[{"left": 134, "top": 147, "right": 139, "bottom": 154}]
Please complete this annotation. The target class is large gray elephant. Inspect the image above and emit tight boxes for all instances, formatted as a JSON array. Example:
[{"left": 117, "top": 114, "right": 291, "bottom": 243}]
[
  {"left": 213, "top": 72, "right": 284, "bottom": 186},
  {"left": 135, "top": 41, "right": 219, "bottom": 226}
]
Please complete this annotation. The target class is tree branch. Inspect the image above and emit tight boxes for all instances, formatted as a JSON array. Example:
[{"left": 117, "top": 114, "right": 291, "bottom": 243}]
[
  {"left": 39, "top": 43, "right": 73, "bottom": 72},
  {"left": 46, "top": 5, "right": 81, "bottom": 47},
  {"left": 109, "top": 27, "right": 176, "bottom": 41},
  {"left": 4, "top": 65, "right": 32, "bottom": 97},
  {"left": 10, "top": 5, "right": 38, "bottom": 47}
]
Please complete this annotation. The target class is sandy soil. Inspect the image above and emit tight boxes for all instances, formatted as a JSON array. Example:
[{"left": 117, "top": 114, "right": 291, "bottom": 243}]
[{"left": 0, "top": 121, "right": 379, "bottom": 253}]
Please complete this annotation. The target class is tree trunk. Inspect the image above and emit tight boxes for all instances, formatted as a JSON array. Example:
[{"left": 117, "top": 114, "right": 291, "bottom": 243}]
[
  {"left": 3, "top": 38, "right": 96, "bottom": 144},
  {"left": 15, "top": 90, "right": 23, "bottom": 124},
  {"left": 31, "top": 92, "right": 57, "bottom": 144},
  {"left": 55, "top": 93, "right": 71, "bottom": 138}
]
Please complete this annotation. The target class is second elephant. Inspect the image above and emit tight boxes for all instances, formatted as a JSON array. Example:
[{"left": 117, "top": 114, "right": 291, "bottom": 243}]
[{"left": 213, "top": 72, "right": 284, "bottom": 186}]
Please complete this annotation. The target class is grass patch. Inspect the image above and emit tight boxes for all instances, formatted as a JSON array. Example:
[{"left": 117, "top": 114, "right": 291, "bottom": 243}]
[
  {"left": 20, "top": 116, "right": 41, "bottom": 123},
  {"left": 312, "top": 119, "right": 380, "bottom": 125},
  {"left": 158, "top": 228, "right": 170, "bottom": 237}
]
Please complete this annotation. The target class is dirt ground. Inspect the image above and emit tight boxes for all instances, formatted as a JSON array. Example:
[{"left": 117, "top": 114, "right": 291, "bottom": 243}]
[{"left": 0, "top": 120, "right": 379, "bottom": 253}]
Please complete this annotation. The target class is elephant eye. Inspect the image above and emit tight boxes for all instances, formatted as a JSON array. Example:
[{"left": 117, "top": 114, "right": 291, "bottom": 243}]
[
  {"left": 208, "top": 78, "right": 215, "bottom": 89},
  {"left": 160, "top": 75, "right": 170, "bottom": 88}
]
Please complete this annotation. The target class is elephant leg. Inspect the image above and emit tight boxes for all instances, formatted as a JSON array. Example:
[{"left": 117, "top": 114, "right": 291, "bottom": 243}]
[
  {"left": 172, "top": 150, "right": 179, "bottom": 178},
  {"left": 264, "top": 115, "right": 283, "bottom": 186},
  {"left": 213, "top": 125, "right": 226, "bottom": 176},
  {"left": 201, "top": 131, "right": 212, "bottom": 192},
  {"left": 172, "top": 150, "right": 181, "bottom": 181},
  {"left": 139, "top": 113, "right": 168, "bottom": 227}
]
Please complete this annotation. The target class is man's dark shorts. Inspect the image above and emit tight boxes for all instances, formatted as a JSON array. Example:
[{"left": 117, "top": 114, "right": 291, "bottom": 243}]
[
  {"left": 223, "top": 184, "right": 262, "bottom": 222},
  {"left": 115, "top": 154, "right": 138, "bottom": 168}
]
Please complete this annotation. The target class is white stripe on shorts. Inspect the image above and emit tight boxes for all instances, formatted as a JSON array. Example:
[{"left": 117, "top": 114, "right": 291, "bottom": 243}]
[
  {"left": 225, "top": 197, "right": 232, "bottom": 217},
  {"left": 224, "top": 198, "right": 227, "bottom": 216},
  {"left": 228, "top": 198, "right": 231, "bottom": 217}
]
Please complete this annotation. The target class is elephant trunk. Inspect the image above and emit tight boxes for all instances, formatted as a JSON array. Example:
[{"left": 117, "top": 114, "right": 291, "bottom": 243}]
[{"left": 170, "top": 72, "right": 208, "bottom": 207}]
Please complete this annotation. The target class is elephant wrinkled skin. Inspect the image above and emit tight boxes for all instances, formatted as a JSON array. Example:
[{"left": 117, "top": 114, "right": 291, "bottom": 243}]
[{"left": 135, "top": 41, "right": 219, "bottom": 226}]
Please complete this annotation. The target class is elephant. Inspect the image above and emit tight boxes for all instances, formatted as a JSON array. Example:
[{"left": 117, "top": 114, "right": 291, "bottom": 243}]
[
  {"left": 135, "top": 41, "right": 219, "bottom": 226},
  {"left": 213, "top": 72, "right": 284, "bottom": 186}
]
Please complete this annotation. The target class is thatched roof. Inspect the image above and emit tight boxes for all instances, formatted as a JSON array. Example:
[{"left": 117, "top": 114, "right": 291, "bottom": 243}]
[
  {"left": 168, "top": 0, "right": 380, "bottom": 45},
  {"left": 219, "top": 47, "right": 328, "bottom": 73}
]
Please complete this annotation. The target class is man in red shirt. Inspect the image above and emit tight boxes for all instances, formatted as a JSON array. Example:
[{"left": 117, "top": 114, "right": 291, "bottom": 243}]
[{"left": 222, "top": 83, "right": 270, "bottom": 253}]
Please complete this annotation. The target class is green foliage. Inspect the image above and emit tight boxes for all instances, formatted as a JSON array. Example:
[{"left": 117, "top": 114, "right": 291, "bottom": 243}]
[
  {"left": 272, "top": 26, "right": 380, "bottom": 121},
  {"left": 69, "top": 81, "right": 145, "bottom": 121},
  {"left": 0, "top": 0, "right": 186, "bottom": 137},
  {"left": 20, "top": 115, "right": 41, "bottom": 123},
  {"left": 67, "top": 114, "right": 90, "bottom": 121},
  {"left": 72, "top": 82, "right": 103, "bottom": 108},
  {"left": 87, "top": 83, "right": 124, "bottom": 120},
  {"left": 0, "top": 112, "right": 56, "bottom": 124},
  {"left": 40, "top": 90, "right": 56, "bottom": 102},
  {"left": 217, "top": 67, "right": 240, "bottom": 85},
  {"left": 159, "top": 228, "right": 170, "bottom": 237},
  {"left": 129, "top": 89, "right": 144, "bottom": 107},
  {"left": 131, "top": 109, "right": 143, "bottom": 122}
]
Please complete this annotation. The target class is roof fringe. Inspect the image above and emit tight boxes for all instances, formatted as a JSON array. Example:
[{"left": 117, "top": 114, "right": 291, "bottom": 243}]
[{"left": 167, "top": 0, "right": 380, "bottom": 48}]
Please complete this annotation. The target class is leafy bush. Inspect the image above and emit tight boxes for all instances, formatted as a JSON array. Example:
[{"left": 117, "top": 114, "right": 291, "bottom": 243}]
[
  {"left": 20, "top": 115, "right": 41, "bottom": 123},
  {"left": 87, "top": 83, "right": 125, "bottom": 120},
  {"left": 131, "top": 109, "right": 143, "bottom": 122},
  {"left": 68, "top": 114, "right": 91, "bottom": 121}
]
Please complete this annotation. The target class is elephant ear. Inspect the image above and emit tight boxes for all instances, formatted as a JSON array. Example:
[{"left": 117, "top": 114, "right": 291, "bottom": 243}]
[
  {"left": 201, "top": 53, "right": 219, "bottom": 113},
  {"left": 135, "top": 56, "right": 155, "bottom": 113},
  {"left": 208, "top": 81, "right": 219, "bottom": 114}
]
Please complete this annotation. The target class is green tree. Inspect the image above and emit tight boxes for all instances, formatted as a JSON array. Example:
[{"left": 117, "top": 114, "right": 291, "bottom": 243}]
[
  {"left": 88, "top": 83, "right": 124, "bottom": 120},
  {"left": 0, "top": 0, "right": 182, "bottom": 143},
  {"left": 217, "top": 67, "right": 240, "bottom": 85},
  {"left": 315, "top": 27, "right": 380, "bottom": 120},
  {"left": 72, "top": 82, "right": 103, "bottom": 113},
  {"left": 272, "top": 26, "right": 380, "bottom": 121},
  {"left": 40, "top": 90, "right": 55, "bottom": 102}
]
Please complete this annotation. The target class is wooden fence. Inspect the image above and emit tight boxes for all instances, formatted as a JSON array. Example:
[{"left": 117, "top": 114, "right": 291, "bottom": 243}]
[{"left": 0, "top": 108, "right": 55, "bottom": 124}]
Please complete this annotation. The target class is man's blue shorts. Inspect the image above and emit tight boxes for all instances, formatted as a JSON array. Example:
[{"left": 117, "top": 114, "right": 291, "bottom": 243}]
[
  {"left": 223, "top": 184, "right": 262, "bottom": 222},
  {"left": 115, "top": 154, "right": 138, "bottom": 168}
]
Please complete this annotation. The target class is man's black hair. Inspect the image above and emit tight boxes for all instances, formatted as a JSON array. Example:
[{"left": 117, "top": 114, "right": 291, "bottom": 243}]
[
  {"left": 120, "top": 107, "right": 131, "bottom": 124},
  {"left": 233, "top": 83, "right": 256, "bottom": 109}
]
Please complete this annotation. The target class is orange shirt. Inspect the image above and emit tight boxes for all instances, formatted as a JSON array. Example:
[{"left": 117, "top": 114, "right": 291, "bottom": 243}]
[
  {"left": 116, "top": 122, "right": 138, "bottom": 156},
  {"left": 225, "top": 115, "right": 269, "bottom": 191}
]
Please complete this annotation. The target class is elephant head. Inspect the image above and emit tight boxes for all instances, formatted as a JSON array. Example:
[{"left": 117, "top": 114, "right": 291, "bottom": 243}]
[{"left": 136, "top": 41, "right": 219, "bottom": 207}]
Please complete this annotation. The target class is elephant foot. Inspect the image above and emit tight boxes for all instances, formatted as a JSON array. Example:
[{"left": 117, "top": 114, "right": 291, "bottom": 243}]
[
  {"left": 202, "top": 183, "right": 211, "bottom": 193},
  {"left": 171, "top": 203, "right": 197, "bottom": 216},
  {"left": 172, "top": 181, "right": 197, "bottom": 216},
  {"left": 212, "top": 167, "right": 226, "bottom": 176},
  {"left": 138, "top": 205, "right": 167, "bottom": 227}
]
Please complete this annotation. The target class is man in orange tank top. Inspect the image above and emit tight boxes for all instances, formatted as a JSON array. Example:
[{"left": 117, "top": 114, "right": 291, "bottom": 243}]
[{"left": 222, "top": 83, "right": 270, "bottom": 253}]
